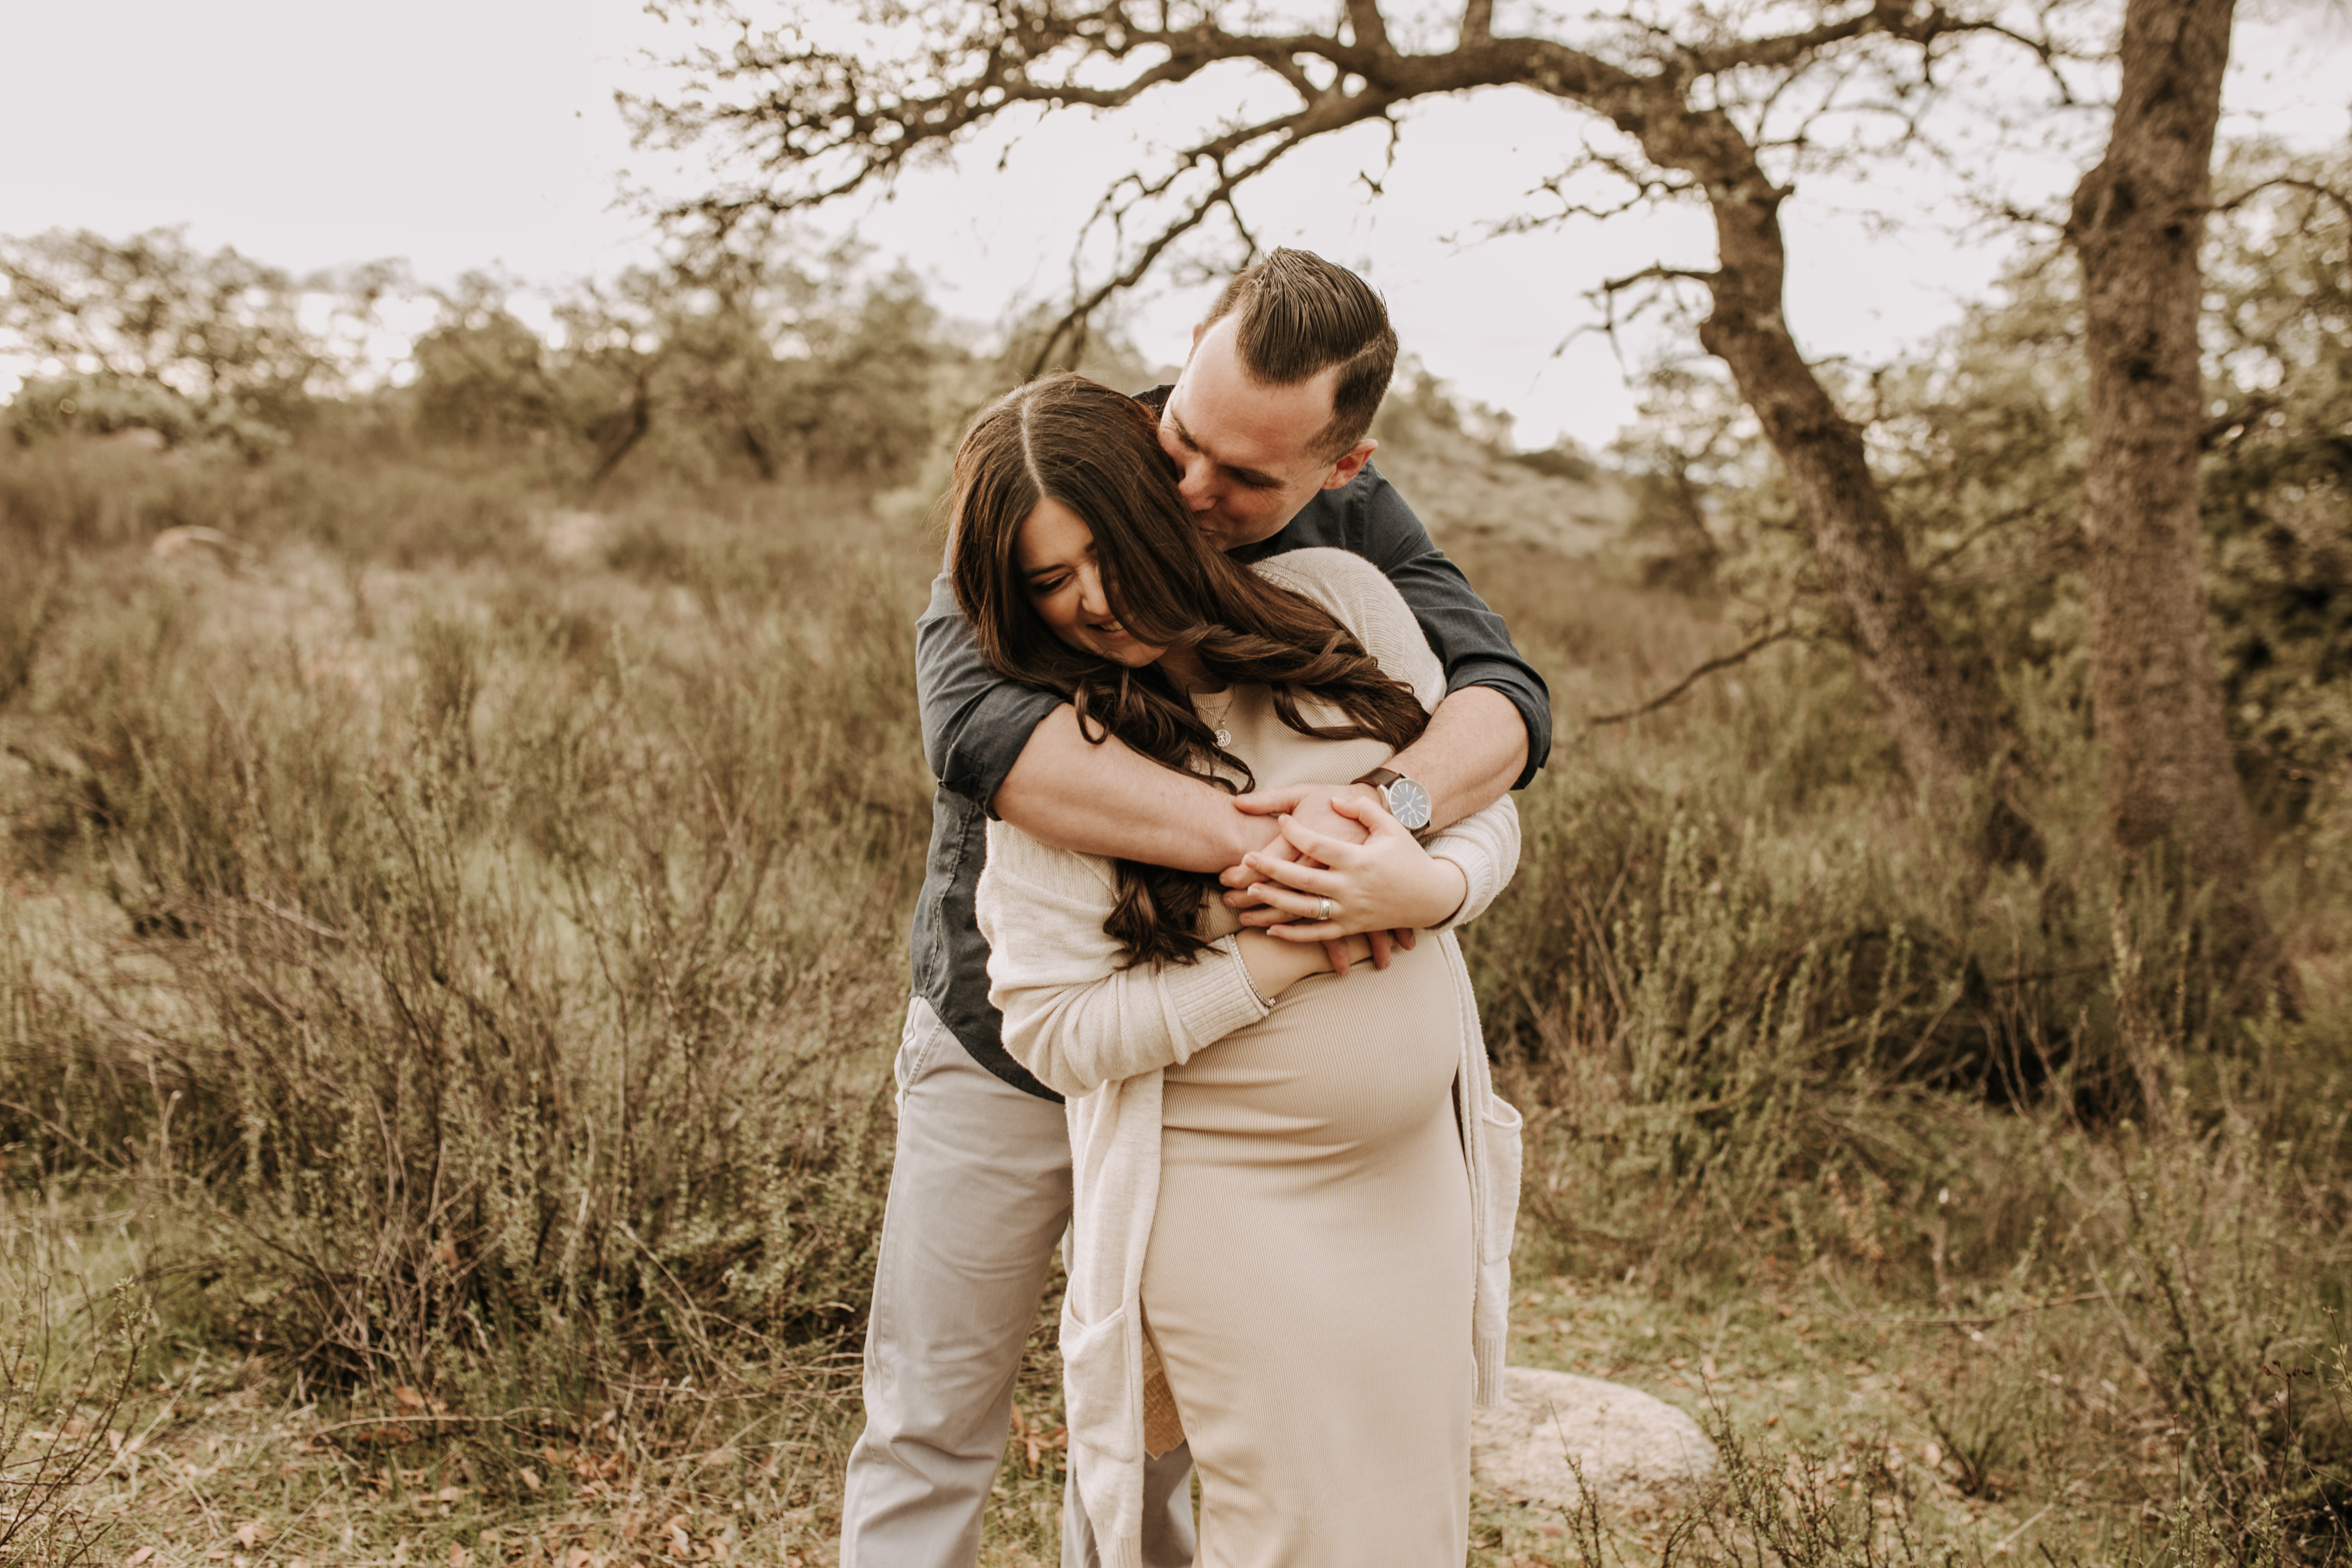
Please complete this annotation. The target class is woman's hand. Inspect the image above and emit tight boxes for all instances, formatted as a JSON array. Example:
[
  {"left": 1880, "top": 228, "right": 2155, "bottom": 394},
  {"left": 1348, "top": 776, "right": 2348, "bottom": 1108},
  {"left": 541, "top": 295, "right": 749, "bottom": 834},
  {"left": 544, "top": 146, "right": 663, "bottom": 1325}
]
[{"left": 1234, "top": 794, "right": 1467, "bottom": 960}]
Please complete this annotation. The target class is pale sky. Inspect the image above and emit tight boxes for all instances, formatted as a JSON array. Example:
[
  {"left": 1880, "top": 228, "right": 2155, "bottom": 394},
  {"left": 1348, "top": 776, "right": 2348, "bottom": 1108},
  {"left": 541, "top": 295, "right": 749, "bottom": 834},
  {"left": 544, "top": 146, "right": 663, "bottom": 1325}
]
[{"left": 1, "top": 0, "right": 2346, "bottom": 449}]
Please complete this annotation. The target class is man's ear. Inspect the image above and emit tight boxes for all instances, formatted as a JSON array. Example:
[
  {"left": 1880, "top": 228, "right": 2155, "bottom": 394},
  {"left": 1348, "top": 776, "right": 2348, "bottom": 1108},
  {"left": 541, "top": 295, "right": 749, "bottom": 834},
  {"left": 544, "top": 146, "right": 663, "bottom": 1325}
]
[
  {"left": 1189, "top": 320, "right": 1206, "bottom": 349},
  {"left": 1321, "top": 439, "right": 1377, "bottom": 490}
]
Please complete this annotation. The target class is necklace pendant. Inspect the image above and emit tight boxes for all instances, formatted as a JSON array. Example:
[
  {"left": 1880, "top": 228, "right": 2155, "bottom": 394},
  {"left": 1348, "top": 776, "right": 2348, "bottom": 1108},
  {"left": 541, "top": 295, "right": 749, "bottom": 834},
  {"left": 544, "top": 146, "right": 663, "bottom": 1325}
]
[{"left": 1214, "top": 728, "right": 1232, "bottom": 748}]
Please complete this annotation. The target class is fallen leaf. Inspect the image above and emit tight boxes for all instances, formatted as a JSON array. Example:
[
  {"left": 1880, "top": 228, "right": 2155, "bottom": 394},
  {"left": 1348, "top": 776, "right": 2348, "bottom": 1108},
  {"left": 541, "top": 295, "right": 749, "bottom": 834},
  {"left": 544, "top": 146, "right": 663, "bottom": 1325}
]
[
  {"left": 435, "top": 1486, "right": 466, "bottom": 1502},
  {"left": 566, "top": 1551, "right": 593, "bottom": 1568},
  {"left": 235, "top": 1524, "right": 261, "bottom": 1549},
  {"left": 448, "top": 1546, "right": 472, "bottom": 1568},
  {"left": 518, "top": 1467, "right": 541, "bottom": 1493},
  {"left": 393, "top": 1387, "right": 427, "bottom": 1411},
  {"left": 125, "top": 1549, "right": 156, "bottom": 1568}
]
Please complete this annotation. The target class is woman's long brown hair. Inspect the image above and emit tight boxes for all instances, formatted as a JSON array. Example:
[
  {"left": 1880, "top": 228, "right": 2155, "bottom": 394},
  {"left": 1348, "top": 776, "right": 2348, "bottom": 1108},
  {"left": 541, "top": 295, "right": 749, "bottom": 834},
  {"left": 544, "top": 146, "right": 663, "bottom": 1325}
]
[{"left": 948, "top": 373, "right": 1429, "bottom": 966}]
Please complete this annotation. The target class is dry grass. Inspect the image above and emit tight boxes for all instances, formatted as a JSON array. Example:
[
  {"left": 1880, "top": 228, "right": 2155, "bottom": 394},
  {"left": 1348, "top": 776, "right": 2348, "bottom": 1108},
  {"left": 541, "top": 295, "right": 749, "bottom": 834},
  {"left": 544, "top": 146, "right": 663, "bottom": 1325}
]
[{"left": 2, "top": 434, "right": 2347, "bottom": 1567}]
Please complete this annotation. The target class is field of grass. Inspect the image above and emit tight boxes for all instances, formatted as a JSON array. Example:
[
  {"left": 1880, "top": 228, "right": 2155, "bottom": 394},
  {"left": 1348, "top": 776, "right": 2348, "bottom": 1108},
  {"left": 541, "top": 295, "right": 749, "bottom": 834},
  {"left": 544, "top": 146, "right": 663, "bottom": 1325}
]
[{"left": 1, "top": 431, "right": 2346, "bottom": 1568}]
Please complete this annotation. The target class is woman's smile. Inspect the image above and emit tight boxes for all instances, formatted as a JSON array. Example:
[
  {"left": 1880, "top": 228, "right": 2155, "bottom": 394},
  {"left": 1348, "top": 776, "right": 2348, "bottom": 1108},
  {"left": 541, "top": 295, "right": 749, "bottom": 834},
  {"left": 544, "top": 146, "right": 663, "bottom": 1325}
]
[{"left": 1017, "top": 496, "right": 1168, "bottom": 667}]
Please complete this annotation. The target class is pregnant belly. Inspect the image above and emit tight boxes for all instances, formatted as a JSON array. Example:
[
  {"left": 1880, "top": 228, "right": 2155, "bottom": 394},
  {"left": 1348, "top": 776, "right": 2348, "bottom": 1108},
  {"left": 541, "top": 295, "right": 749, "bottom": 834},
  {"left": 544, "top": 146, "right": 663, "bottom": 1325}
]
[{"left": 1161, "top": 938, "right": 1460, "bottom": 1153}]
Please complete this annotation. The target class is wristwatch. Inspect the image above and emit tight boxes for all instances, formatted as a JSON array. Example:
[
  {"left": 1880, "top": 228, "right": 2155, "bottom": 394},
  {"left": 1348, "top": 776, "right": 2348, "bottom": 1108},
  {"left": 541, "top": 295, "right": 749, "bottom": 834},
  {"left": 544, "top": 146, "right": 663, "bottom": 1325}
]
[{"left": 1354, "top": 767, "right": 1434, "bottom": 838}]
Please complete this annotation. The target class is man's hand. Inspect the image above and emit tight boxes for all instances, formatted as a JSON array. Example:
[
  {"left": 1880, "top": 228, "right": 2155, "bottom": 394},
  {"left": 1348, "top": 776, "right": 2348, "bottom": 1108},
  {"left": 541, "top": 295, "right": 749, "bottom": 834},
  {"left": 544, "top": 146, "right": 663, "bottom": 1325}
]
[
  {"left": 1217, "top": 782, "right": 1373, "bottom": 906},
  {"left": 1237, "top": 795, "right": 1472, "bottom": 974},
  {"left": 1217, "top": 782, "right": 1407, "bottom": 973}
]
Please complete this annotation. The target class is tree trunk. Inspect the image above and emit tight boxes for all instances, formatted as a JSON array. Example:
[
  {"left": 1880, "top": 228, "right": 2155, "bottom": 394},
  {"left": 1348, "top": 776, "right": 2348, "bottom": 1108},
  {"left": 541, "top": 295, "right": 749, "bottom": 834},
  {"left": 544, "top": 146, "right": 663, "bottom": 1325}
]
[
  {"left": 2066, "top": 0, "right": 2282, "bottom": 992},
  {"left": 1632, "top": 106, "right": 2039, "bottom": 862},
  {"left": 590, "top": 370, "right": 654, "bottom": 488}
]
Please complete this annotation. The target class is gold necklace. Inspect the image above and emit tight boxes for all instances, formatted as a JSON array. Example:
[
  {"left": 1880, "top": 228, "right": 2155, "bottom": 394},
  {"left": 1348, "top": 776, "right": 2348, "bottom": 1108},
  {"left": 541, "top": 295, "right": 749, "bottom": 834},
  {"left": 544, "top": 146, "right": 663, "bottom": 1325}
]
[{"left": 1195, "top": 689, "right": 1235, "bottom": 749}]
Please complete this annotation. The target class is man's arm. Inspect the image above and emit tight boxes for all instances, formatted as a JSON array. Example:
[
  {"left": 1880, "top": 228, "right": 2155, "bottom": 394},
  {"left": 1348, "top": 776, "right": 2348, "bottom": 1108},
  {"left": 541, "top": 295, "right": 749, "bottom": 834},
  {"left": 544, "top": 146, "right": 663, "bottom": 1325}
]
[
  {"left": 1226, "top": 469, "right": 1548, "bottom": 846},
  {"left": 1382, "top": 685, "right": 1526, "bottom": 833},
  {"left": 995, "top": 707, "right": 1273, "bottom": 873},
  {"left": 917, "top": 572, "right": 1276, "bottom": 872},
  {"left": 917, "top": 572, "right": 1060, "bottom": 797},
  {"left": 1357, "top": 467, "right": 1554, "bottom": 798}
]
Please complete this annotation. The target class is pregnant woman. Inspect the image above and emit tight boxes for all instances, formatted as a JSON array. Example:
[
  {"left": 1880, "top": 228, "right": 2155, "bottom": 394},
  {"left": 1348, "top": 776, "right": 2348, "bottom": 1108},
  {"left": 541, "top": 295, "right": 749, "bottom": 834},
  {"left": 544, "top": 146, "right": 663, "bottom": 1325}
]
[{"left": 953, "top": 374, "right": 1523, "bottom": 1568}]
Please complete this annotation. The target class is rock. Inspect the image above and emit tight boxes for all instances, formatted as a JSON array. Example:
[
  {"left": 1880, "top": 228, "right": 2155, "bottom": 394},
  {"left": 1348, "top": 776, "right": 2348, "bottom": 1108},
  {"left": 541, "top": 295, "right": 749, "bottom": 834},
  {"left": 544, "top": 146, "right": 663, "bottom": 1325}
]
[
  {"left": 148, "top": 525, "right": 241, "bottom": 569},
  {"left": 1471, "top": 1366, "right": 1717, "bottom": 1517}
]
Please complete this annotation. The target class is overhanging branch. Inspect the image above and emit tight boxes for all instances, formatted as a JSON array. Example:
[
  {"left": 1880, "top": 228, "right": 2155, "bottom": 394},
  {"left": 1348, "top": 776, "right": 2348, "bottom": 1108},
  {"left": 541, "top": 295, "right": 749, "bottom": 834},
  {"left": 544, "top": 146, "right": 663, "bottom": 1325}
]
[{"left": 1588, "top": 625, "right": 1809, "bottom": 726}]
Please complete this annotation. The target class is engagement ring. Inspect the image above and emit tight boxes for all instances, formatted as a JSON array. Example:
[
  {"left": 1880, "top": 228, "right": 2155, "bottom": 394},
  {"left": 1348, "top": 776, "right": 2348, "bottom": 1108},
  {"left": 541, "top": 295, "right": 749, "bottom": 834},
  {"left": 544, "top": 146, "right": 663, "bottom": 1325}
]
[{"left": 1316, "top": 896, "right": 1336, "bottom": 922}]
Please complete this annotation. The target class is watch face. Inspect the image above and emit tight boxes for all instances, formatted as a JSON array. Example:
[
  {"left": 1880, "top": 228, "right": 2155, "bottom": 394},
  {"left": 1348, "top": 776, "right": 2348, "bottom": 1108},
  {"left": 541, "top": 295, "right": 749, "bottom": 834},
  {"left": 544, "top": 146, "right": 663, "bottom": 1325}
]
[{"left": 1387, "top": 777, "right": 1433, "bottom": 832}]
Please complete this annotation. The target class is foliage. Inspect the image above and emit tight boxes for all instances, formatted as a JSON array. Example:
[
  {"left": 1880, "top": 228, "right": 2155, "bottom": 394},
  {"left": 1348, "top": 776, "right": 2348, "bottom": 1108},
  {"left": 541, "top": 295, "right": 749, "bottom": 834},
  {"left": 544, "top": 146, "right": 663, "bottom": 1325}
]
[
  {"left": 408, "top": 275, "right": 575, "bottom": 449},
  {"left": 0, "top": 1275, "right": 148, "bottom": 1568},
  {"left": 0, "top": 228, "right": 398, "bottom": 455},
  {"left": 405, "top": 227, "right": 954, "bottom": 489},
  {"left": 0, "top": 453, "right": 931, "bottom": 1390},
  {"left": 2200, "top": 146, "right": 2352, "bottom": 820},
  {"left": 1608, "top": 140, "right": 2352, "bottom": 840}
]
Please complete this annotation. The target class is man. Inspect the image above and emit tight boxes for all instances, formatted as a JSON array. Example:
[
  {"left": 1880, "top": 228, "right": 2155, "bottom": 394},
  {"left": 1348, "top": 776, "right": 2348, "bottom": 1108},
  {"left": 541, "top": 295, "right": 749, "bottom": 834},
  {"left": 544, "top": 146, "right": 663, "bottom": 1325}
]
[{"left": 841, "top": 249, "right": 1551, "bottom": 1567}]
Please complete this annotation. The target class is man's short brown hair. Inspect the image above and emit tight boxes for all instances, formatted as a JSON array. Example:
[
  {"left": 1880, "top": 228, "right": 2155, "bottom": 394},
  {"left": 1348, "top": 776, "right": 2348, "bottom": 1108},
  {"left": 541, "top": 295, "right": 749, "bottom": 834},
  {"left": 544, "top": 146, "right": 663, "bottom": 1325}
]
[{"left": 1202, "top": 248, "right": 1398, "bottom": 462}]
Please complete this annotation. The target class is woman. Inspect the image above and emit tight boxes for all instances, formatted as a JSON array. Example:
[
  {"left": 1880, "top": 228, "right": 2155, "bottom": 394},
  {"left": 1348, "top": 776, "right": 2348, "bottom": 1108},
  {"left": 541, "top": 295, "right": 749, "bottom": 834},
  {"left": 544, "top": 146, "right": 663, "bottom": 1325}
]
[{"left": 955, "top": 375, "right": 1522, "bottom": 1568}]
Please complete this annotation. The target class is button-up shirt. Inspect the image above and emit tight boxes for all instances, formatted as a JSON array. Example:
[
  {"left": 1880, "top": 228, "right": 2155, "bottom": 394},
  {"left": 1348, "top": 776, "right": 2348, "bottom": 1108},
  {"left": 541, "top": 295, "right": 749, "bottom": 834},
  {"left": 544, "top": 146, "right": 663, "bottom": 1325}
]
[{"left": 910, "top": 388, "right": 1553, "bottom": 1099}]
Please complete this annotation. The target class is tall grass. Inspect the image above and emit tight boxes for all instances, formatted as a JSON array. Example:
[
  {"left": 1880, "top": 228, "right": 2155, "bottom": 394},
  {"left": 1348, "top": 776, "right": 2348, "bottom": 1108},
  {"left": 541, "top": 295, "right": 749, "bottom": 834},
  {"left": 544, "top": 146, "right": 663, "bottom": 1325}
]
[
  {"left": 3, "top": 438, "right": 931, "bottom": 1394},
  {"left": 0, "top": 438, "right": 2345, "bottom": 1560},
  {"left": 1439, "top": 533, "right": 2352, "bottom": 1557}
]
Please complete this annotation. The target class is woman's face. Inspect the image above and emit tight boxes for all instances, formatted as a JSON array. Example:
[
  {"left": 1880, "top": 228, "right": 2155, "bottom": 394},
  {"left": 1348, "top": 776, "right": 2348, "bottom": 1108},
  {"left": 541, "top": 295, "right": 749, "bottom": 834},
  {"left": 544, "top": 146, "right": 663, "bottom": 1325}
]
[{"left": 1015, "top": 496, "right": 1167, "bottom": 668}]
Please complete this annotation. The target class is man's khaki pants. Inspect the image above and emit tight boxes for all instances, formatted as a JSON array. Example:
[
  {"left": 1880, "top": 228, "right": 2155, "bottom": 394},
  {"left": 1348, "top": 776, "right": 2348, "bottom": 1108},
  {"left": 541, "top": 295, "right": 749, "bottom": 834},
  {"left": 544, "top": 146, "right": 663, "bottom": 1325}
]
[{"left": 840, "top": 998, "right": 1197, "bottom": 1568}]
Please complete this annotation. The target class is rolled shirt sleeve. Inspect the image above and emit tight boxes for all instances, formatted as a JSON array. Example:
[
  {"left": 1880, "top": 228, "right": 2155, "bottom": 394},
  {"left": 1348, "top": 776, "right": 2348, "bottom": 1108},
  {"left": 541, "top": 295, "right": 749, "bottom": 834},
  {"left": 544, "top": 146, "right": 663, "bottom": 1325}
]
[
  {"left": 1352, "top": 474, "right": 1554, "bottom": 789},
  {"left": 1232, "top": 460, "right": 1554, "bottom": 788},
  {"left": 917, "top": 573, "right": 1064, "bottom": 809}
]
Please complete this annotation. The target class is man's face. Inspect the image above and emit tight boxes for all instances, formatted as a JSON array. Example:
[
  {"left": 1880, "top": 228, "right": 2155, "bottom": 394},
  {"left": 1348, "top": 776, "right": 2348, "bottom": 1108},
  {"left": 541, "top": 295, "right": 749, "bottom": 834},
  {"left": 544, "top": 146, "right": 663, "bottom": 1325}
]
[{"left": 1156, "top": 315, "right": 1377, "bottom": 553}]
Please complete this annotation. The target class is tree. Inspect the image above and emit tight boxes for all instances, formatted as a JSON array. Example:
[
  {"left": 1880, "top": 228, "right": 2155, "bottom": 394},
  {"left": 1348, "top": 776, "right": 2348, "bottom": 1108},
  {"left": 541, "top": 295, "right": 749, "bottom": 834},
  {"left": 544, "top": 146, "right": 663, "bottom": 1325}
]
[
  {"left": 2200, "top": 147, "right": 2352, "bottom": 822},
  {"left": 552, "top": 222, "right": 949, "bottom": 486},
  {"left": 0, "top": 227, "right": 395, "bottom": 453},
  {"left": 2064, "top": 0, "right": 2282, "bottom": 989},
  {"left": 409, "top": 273, "right": 575, "bottom": 448},
  {"left": 634, "top": 0, "right": 2058, "bottom": 857},
  {"left": 400, "top": 225, "right": 953, "bottom": 488}
]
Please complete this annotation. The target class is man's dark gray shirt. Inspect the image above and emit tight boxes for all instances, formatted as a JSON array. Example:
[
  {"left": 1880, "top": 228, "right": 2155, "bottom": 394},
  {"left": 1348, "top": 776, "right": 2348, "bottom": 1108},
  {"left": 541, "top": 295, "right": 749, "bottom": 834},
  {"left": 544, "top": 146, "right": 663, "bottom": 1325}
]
[{"left": 911, "top": 388, "right": 1553, "bottom": 1100}]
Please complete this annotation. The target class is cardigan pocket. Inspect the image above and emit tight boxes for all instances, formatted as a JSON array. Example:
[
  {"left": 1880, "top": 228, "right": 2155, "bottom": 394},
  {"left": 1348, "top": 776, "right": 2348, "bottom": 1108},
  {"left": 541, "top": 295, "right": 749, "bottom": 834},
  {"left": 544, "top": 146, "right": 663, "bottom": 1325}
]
[
  {"left": 1479, "top": 1094, "right": 1524, "bottom": 1267},
  {"left": 1058, "top": 1297, "right": 1139, "bottom": 1464}
]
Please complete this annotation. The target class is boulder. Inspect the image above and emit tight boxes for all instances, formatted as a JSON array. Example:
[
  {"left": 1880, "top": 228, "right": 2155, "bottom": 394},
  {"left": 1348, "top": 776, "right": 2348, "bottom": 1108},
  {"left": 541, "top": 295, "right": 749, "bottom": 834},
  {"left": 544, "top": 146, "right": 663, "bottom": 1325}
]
[
  {"left": 148, "top": 525, "right": 242, "bottom": 569},
  {"left": 1471, "top": 1366, "right": 1717, "bottom": 1518}
]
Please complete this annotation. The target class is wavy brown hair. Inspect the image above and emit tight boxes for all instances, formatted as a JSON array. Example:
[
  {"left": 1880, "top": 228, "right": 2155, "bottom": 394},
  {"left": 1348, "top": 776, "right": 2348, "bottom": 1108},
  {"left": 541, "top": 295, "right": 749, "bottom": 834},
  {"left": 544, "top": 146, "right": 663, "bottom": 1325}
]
[{"left": 949, "top": 373, "right": 1428, "bottom": 966}]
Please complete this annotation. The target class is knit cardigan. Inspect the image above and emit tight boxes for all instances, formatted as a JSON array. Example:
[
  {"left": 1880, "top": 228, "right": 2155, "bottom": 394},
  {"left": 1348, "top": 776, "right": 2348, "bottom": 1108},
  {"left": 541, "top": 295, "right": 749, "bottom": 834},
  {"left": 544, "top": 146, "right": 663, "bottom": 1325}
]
[{"left": 976, "top": 549, "right": 1525, "bottom": 1568}]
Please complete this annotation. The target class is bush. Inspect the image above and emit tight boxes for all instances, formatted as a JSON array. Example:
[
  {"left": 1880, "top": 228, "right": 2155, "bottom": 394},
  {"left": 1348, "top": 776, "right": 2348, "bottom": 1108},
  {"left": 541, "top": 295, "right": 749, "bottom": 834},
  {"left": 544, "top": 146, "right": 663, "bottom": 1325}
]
[{"left": 0, "top": 471, "right": 934, "bottom": 1389}]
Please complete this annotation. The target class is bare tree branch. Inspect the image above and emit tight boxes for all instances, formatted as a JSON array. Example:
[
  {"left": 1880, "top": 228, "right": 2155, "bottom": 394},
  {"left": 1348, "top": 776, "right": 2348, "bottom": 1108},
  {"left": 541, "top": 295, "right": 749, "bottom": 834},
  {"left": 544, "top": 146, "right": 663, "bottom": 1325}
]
[
  {"left": 635, "top": 0, "right": 2066, "bottom": 857},
  {"left": 1588, "top": 626, "right": 1809, "bottom": 726}
]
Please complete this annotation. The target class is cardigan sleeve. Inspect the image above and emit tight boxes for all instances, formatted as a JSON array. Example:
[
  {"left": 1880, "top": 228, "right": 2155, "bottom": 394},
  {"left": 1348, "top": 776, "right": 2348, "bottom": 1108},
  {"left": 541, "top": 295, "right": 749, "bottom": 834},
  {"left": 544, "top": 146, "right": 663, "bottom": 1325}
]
[
  {"left": 980, "top": 821, "right": 1272, "bottom": 1099},
  {"left": 1251, "top": 549, "right": 1523, "bottom": 932}
]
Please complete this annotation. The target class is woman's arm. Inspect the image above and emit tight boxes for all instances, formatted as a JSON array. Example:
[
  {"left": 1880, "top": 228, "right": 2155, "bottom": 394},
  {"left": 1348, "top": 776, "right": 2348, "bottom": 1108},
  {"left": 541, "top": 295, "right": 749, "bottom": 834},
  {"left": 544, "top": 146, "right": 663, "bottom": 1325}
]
[{"left": 978, "top": 823, "right": 1362, "bottom": 1098}]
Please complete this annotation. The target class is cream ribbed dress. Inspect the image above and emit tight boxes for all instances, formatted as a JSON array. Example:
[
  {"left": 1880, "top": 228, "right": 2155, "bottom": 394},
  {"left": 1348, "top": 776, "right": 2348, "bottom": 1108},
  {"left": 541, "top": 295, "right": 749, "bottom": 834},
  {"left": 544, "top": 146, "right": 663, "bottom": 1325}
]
[
  {"left": 1149, "top": 669, "right": 1475, "bottom": 1568},
  {"left": 978, "top": 549, "right": 1524, "bottom": 1568}
]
